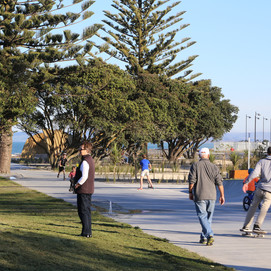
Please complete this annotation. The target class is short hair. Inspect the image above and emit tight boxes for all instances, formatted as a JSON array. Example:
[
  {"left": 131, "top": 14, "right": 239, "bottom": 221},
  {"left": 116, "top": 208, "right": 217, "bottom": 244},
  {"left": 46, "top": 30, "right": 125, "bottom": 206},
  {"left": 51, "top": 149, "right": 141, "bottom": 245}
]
[
  {"left": 143, "top": 154, "right": 147, "bottom": 159},
  {"left": 82, "top": 141, "right": 93, "bottom": 153},
  {"left": 267, "top": 147, "right": 271, "bottom": 155}
]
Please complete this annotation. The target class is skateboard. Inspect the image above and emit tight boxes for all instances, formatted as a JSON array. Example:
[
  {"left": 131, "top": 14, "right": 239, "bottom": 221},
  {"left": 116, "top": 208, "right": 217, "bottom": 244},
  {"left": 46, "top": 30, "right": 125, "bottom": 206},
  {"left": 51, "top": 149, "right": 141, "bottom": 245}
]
[{"left": 240, "top": 229, "right": 267, "bottom": 238}]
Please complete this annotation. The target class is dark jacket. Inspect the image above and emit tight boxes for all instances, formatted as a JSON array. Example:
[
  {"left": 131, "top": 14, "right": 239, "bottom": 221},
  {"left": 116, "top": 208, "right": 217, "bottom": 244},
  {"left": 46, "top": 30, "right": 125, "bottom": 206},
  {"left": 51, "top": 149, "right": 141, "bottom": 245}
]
[
  {"left": 188, "top": 158, "right": 223, "bottom": 201},
  {"left": 75, "top": 154, "right": 95, "bottom": 194}
]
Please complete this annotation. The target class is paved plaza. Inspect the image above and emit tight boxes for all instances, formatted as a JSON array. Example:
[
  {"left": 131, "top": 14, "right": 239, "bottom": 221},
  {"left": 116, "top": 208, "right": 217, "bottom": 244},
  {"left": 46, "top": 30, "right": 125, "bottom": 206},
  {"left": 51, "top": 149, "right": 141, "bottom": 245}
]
[{"left": 6, "top": 164, "right": 271, "bottom": 271}]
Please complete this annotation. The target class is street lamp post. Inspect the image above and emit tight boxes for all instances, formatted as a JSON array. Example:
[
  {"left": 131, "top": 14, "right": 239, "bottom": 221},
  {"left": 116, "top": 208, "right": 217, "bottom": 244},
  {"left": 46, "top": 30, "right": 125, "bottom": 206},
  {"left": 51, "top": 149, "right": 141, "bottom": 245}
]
[
  {"left": 246, "top": 115, "right": 251, "bottom": 141},
  {"left": 248, "top": 133, "right": 251, "bottom": 169},
  {"left": 254, "top": 112, "right": 260, "bottom": 142},
  {"left": 263, "top": 117, "right": 268, "bottom": 141}
]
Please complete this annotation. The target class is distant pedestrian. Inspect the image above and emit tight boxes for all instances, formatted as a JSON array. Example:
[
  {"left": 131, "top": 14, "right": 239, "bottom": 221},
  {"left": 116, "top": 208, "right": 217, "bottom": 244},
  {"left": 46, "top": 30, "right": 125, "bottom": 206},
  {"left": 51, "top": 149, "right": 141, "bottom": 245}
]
[
  {"left": 57, "top": 153, "right": 68, "bottom": 180},
  {"left": 68, "top": 166, "right": 76, "bottom": 193},
  {"left": 138, "top": 154, "right": 154, "bottom": 190},
  {"left": 188, "top": 148, "right": 225, "bottom": 246},
  {"left": 240, "top": 147, "right": 271, "bottom": 233},
  {"left": 74, "top": 141, "right": 95, "bottom": 238}
]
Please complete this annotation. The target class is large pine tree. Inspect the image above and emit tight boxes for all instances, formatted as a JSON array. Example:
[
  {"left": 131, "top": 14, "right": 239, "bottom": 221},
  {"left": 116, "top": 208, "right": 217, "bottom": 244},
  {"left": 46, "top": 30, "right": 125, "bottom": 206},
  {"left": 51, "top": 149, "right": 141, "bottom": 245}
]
[
  {"left": 0, "top": 0, "right": 102, "bottom": 173},
  {"left": 98, "top": 0, "right": 200, "bottom": 79}
]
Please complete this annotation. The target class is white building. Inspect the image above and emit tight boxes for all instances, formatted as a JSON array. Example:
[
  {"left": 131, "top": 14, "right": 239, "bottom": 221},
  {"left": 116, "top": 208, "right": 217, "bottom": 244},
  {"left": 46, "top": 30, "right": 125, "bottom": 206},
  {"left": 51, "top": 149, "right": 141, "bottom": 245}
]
[{"left": 213, "top": 141, "right": 270, "bottom": 152}]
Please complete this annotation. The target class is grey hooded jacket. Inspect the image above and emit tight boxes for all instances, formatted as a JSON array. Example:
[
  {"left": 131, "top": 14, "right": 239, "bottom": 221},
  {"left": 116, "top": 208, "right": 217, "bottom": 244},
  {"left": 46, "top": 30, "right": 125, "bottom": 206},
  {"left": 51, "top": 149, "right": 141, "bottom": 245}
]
[{"left": 246, "top": 156, "right": 271, "bottom": 193}]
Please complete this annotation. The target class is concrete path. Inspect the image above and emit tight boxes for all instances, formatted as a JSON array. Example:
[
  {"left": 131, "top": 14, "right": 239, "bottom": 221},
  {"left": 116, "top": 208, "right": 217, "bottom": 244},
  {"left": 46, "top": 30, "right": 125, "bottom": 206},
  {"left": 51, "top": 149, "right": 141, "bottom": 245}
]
[{"left": 6, "top": 165, "right": 271, "bottom": 271}]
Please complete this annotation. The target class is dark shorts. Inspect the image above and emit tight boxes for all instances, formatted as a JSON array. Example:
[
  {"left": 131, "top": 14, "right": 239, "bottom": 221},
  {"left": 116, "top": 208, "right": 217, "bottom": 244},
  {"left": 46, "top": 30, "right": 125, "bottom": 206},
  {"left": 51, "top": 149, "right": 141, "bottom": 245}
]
[{"left": 59, "top": 166, "right": 65, "bottom": 172}]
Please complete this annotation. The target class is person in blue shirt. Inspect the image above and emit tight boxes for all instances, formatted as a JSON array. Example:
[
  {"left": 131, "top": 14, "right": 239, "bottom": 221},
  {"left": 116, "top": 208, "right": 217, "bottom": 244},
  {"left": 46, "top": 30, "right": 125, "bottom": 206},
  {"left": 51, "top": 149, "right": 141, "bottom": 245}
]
[{"left": 138, "top": 154, "right": 154, "bottom": 190}]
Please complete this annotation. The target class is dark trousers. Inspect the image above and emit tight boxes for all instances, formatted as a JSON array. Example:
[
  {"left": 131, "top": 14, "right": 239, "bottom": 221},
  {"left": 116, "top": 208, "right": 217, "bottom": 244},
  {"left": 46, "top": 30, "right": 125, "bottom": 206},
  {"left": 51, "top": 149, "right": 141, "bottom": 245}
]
[{"left": 77, "top": 194, "right": 92, "bottom": 236}]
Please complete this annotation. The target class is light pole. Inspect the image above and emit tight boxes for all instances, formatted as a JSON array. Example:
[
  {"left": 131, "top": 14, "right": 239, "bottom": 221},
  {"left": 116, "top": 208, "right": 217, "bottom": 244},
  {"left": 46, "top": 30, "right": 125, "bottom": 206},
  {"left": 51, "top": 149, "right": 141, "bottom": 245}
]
[
  {"left": 263, "top": 117, "right": 268, "bottom": 141},
  {"left": 246, "top": 115, "right": 251, "bottom": 141},
  {"left": 254, "top": 112, "right": 260, "bottom": 142},
  {"left": 248, "top": 133, "right": 251, "bottom": 169}
]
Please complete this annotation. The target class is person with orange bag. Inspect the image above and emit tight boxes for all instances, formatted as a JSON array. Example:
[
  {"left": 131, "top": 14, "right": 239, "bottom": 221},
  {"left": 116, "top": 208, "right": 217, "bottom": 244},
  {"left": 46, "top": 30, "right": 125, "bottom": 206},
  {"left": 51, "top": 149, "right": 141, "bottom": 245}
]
[{"left": 243, "top": 168, "right": 259, "bottom": 192}]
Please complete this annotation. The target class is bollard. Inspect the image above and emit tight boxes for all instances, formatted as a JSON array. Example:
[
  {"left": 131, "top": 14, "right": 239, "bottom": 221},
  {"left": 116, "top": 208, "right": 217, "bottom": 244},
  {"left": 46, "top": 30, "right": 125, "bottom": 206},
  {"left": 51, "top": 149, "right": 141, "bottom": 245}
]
[{"left": 109, "top": 201, "right": 113, "bottom": 215}]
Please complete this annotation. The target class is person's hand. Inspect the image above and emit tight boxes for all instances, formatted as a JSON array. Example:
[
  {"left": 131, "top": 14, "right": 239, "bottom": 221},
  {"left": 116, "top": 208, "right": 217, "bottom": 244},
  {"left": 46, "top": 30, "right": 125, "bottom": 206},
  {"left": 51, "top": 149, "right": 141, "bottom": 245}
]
[
  {"left": 219, "top": 196, "right": 225, "bottom": 205},
  {"left": 189, "top": 192, "right": 193, "bottom": 201},
  {"left": 242, "top": 183, "right": 248, "bottom": 193},
  {"left": 75, "top": 183, "right": 81, "bottom": 189}
]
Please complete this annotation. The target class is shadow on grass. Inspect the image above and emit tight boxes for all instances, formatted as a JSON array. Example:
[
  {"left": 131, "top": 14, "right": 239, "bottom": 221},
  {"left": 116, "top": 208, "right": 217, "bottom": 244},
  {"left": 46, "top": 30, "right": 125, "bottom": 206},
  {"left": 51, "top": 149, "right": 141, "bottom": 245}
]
[
  {"left": 0, "top": 230, "right": 232, "bottom": 271},
  {"left": 92, "top": 222, "right": 133, "bottom": 229}
]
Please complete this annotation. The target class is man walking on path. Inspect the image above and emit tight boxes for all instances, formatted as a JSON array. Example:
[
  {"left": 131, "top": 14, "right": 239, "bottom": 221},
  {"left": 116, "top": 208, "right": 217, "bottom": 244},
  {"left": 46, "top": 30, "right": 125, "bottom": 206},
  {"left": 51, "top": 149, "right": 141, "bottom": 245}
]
[
  {"left": 74, "top": 141, "right": 95, "bottom": 238},
  {"left": 241, "top": 146, "right": 271, "bottom": 233},
  {"left": 138, "top": 154, "right": 154, "bottom": 190},
  {"left": 188, "top": 147, "right": 225, "bottom": 246}
]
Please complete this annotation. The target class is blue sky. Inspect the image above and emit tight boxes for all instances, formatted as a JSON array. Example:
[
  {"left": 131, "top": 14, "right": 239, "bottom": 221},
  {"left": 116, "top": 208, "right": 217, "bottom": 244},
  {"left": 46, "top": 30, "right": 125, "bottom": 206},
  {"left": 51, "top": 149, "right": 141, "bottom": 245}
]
[
  {"left": 180, "top": 0, "right": 271, "bottom": 139},
  {"left": 86, "top": 0, "right": 271, "bottom": 139}
]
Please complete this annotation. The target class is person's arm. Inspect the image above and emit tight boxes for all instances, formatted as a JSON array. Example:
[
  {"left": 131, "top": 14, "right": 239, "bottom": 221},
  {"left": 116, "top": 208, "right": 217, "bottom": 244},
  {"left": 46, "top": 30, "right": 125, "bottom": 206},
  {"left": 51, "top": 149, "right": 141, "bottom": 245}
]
[
  {"left": 188, "top": 164, "right": 196, "bottom": 200},
  {"left": 75, "top": 161, "right": 89, "bottom": 189},
  {"left": 188, "top": 183, "right": 194, "bottom": 200},
  {"left": 243, "top": 162, "right": 261, "bottom": 193},
  {"left": 218, "top": 185, "right": 225, "bottom": 205},
  {"left": 148, "top": 161, "right": 152, "bottom": 170}
]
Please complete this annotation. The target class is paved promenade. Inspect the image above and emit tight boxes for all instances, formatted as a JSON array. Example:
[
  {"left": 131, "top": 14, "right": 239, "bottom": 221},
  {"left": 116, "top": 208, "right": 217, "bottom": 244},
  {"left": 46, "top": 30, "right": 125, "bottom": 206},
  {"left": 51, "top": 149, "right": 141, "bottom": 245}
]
[{"left": 6, "top": 165, "right": 271, "bottom": 271}]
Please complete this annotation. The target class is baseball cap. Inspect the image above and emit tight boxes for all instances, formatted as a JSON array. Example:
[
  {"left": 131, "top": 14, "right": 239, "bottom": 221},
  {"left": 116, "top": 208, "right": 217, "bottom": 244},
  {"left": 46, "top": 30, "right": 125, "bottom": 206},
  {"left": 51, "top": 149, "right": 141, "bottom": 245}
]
[{"left": 199, "top": 147, "right": 210, "bottom": 157}]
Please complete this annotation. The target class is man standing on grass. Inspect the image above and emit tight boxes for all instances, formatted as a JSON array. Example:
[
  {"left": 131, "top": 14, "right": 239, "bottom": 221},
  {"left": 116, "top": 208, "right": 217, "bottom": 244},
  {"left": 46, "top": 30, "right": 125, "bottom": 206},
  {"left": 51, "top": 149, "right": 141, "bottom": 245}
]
[
  {"left": 74, "top": 141, "right": 95, "bottom": 238},
  {"left": 188, "top": 147, "right": 225, "bottom": 246}
]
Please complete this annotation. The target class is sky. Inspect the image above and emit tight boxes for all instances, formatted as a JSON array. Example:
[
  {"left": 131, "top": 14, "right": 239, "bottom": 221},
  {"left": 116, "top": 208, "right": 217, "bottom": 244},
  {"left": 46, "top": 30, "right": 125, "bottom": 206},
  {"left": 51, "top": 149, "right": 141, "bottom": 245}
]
[
  {"left": 14, "top": 0, "right": 271, "bottom": 142},
  {"left": 83, "top": 0, "right": 271, "bottom": 140}
]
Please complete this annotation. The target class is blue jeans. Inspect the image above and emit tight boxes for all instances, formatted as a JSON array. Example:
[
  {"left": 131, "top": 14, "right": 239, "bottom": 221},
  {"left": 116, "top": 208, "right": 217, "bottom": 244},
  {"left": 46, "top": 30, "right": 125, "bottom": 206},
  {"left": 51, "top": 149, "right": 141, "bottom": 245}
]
[{"left": 194, "top": 200, "right": 215, "bottom": 239}]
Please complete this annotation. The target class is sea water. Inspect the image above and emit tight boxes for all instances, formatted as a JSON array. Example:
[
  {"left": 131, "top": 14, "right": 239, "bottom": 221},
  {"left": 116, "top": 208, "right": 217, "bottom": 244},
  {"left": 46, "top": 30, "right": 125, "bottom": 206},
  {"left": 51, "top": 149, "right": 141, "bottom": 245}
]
[
  {"left": 12, "top": 141, "right": 214, "bottom": 155},
  {"left": 12, "top": 142, "right": 25, "bottom": 154}
]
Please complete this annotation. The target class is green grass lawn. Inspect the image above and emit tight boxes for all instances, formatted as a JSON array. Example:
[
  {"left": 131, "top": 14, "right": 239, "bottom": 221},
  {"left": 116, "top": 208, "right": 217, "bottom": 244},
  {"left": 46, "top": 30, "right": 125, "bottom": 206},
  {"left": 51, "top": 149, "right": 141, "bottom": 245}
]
[{"left": 0, "top": 177, "right": 234, "bottom": 271}]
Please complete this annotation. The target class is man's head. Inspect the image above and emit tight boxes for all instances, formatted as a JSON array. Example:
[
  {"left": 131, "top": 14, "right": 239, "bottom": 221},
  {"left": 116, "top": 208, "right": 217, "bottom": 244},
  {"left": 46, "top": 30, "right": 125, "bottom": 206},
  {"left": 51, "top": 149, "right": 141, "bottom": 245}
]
[
  {"left": 142, "top": 154, "right": 147, "bottom": 159},
  {"left": 79, "top": 141, "right": 92, "bottom": 156},
  {"left": 267, "top": 147, "right": 271, "bottom": 155},
  {"left": 199, "top": 147, "right": 210, "bottom": 159}
]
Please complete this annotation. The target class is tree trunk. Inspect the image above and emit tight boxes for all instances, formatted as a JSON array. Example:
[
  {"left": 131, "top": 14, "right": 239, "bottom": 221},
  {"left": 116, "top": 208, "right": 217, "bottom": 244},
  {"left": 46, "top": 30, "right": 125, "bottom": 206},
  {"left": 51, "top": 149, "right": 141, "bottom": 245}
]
[
  {"left": 0, "top": 127, "right": 13, "bottom": 174},
  {"left": 49, "top": 151, "right": 58, "bottom": 169}
]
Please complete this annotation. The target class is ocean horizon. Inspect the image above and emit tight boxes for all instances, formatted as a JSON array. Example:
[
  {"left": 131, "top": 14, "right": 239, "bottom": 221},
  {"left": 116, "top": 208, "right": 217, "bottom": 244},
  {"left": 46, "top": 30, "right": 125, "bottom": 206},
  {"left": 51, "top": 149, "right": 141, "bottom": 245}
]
[{"left": 12, "top": 141, "right": 214, "bottom": 155}]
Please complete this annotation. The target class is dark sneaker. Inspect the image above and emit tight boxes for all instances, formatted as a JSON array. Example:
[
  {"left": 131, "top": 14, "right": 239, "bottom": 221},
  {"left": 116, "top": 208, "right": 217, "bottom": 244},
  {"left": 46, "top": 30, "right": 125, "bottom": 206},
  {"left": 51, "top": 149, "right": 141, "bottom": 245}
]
[
  {"left": 199, "top": 238, "right": 207, "bottom": 245},
  {"left": 240, "top": 226, "right": 250, "bottom": 232},
  {"left": 253, "top": 224, "right": 266, "bottom": 234},
  {"left": 206, "top": 236, "right": 214, "bottom": 246}
]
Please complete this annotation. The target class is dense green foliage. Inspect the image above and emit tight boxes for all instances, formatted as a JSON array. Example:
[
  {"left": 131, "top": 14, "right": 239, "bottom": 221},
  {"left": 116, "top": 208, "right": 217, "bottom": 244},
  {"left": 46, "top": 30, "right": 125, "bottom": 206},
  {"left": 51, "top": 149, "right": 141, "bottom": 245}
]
[
  {"left": 1, "top": 0, "right": 238, "bottom": 170},
  {"left": 0, "top": 0, "right": 102, "bottom": 172},
  {"left": 18, "top": 60, "right": 147, "bottom": 166},
  {"left": 0, "top": 0, "right": 100, "bottom": 130},
  {"left": 160, "top": 80, "right": 238, "bottom": 161}
]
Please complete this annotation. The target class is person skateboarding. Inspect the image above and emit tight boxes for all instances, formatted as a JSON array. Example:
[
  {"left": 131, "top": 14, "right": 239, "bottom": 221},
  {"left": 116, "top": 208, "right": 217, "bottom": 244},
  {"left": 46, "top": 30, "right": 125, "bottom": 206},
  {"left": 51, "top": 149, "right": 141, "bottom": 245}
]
[
  {"left": 138, "top": 154, "right": 154, "bottom": 190},
  {"left": 240, "top": 147, "right": 271, "bottom": 235}
]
